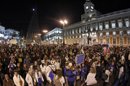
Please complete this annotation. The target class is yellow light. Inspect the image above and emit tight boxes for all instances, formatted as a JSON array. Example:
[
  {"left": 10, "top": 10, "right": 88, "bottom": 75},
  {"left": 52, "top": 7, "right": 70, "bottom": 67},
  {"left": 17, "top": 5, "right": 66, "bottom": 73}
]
[
  {"left": 43, "top": 30, "right": 48, "bottom": 33},
  {"left": 38, "top": 33, "right": 41, "bottom": 36}
]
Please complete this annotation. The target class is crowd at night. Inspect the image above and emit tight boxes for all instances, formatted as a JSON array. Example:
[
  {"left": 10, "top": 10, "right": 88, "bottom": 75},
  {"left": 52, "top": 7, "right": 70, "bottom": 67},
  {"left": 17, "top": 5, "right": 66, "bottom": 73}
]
[{"left": 0, "top": 44, "right": 130, "bottom": 86}]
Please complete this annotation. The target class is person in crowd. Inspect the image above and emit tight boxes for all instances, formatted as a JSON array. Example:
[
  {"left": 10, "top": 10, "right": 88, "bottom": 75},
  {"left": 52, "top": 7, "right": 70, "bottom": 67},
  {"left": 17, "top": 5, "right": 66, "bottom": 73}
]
[
  {"left": 85, "top": 67, "right": 97, "bottom": 86},
  {"left": 34, "top": 68, "right": 44, "bottom": 86},
  {"left": 66, "top": 63, "right": 76, "bottom": 86},
  {"left": 26, "top": 69, "right": 34, "bottom": 86},
  {"left": 54, "top": 69, "right": 65, "bottom": 86},
  {"left": 13, "top": 70, "right": 24, "bottom": 86},
  {"left": 3, "top": 74, "right": 14, "bottom": 86}
]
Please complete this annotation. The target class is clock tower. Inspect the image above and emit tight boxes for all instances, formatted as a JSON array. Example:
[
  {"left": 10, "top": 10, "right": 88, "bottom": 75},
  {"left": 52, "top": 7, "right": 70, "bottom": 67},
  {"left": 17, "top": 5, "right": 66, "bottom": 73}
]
[{"left": 81, "top": 0, "right": 97, "bottom": 22}]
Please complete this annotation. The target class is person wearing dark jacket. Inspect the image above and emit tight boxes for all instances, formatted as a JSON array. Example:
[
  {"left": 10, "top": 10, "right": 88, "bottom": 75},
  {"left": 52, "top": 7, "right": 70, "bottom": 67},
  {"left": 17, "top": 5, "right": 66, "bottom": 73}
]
[{"left": 3, "top": 74, "right": 14, "bottom": 86}]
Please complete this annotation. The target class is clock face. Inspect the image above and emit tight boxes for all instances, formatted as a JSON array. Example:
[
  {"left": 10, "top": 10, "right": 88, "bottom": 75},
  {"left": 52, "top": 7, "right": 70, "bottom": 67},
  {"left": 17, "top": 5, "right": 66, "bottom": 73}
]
[
  {"left": 91, "top": 6, "right": 94, "bottom": 9},
  {"left": 86, "top": 6, "right": 89, "bottom": 9}
]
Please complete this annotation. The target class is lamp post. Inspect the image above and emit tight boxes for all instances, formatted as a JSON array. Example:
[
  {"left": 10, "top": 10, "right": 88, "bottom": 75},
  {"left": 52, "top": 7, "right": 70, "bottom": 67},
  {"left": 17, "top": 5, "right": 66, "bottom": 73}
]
[
  {"left": 42, "top": 29, "right": 48, "bottom": 33},
  {"left": 59, "top": 19, "right": 68, "bottom": 44},
  {"left": 42, "top": 29, "right": 48, "bottom": 44}
]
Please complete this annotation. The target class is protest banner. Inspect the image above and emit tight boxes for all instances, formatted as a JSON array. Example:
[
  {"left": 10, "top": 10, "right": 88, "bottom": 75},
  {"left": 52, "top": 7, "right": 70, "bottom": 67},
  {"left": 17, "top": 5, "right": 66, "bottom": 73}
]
[{"left": 75, "top": 54, "right": 85, "bottom": 65}]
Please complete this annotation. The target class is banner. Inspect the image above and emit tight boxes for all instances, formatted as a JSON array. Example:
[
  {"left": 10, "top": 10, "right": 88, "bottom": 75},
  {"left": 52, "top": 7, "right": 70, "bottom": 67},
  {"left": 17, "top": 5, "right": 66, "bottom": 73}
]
[{"left": 75, "top": 54, "right": 85, "bottom": 65}]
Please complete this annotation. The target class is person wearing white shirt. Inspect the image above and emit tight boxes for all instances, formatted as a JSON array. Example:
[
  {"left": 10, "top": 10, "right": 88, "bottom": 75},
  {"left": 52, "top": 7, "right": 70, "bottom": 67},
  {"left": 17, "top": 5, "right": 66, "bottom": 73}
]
[
  {"left": 45, "top": 65, "right": 53, "bottom": 84},
  {"left": 25, "top": 70, "right": 34, "bottom": 86},
  {"left": 85, "top": 67, "right": 97, "bottom": 86},
  {"left": 54, "top": 61, "right": 60, "bottom": 70},
  {"left": 34, "top": 69, "right": 44, "bottom": 86},
  {"left": 105, "top": 69, "right": 111, "bottom": 83},
  {"left": 13, "top": 71, "right": 24, "bottom": 86}
]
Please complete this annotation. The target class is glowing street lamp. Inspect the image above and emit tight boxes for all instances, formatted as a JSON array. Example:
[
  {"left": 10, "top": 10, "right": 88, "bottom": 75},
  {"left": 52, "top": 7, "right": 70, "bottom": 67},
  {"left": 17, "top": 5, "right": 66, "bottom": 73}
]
[
  {"left": 38, "top": 33, "right": 41, "bottom": 36},
  {"left": 35, "top": 35, "right": 38, "bottom": 38},
  {"left": 59, "top": 19, "right": 68, "bottom": 44},
  {"left": 42, "top": 29, "right": 48, "bottom": 33},
  {"left": 60, "top": 19, "right": 68, "bottom": 26}
]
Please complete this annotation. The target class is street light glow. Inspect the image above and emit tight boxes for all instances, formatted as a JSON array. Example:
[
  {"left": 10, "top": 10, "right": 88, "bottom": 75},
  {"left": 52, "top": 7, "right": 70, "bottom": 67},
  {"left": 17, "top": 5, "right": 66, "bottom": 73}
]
[
  {"left": 59, "top": 19, "right": 68, "bottom": 25},
  {"left": 43, "top": 30, "right": 48, "bottom": 33},
  {"left": 38, "top": 33, "right": 41, "bottom": 36},
  {"left": 64, "top": 19, "right": 68, "bottom": 24},
  {"left": 60, "top": 20, "right": 64, "bottom": 25},
  {"left": 35, "top": 35, "right": 38, "bottom": 38}
]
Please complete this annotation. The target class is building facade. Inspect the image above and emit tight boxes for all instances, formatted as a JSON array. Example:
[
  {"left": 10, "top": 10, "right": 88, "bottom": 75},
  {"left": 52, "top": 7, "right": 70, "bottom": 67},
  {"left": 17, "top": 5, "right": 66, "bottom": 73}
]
[
  {"left": 43, "top": 28, "right": 62, "bottom": 44},
  {"left": 64, "top": 0, "right": 130, "bottom": 46},
  {"left": 0, "top": 25, "right": 20, "bottom": 40}
]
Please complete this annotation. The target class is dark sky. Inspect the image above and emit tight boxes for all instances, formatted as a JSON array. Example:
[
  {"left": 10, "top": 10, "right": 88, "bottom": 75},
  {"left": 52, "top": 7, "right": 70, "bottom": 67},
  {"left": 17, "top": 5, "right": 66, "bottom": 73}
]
[{"left": 0, "top": 0, "right": 130, "bottom": 35}]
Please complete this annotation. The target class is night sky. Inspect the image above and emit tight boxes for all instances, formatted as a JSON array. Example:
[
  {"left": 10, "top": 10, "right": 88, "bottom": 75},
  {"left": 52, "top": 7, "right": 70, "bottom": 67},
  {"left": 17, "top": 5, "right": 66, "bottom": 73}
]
[{"left": 0, "top": 0, "right": 130, "bottom": 35}]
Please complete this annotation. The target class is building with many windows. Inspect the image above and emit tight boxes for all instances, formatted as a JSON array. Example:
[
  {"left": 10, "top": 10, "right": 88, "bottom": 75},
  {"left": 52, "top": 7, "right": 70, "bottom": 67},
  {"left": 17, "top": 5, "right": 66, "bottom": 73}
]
[
  {"left": 43, "top": 28, "right": 62, "bottom": 44},
  {"left": 0, "top": 25, "right": 20, "bottom": 40},
  {"left": 63, "top": 0, "right": 130, "bottom": 46}
]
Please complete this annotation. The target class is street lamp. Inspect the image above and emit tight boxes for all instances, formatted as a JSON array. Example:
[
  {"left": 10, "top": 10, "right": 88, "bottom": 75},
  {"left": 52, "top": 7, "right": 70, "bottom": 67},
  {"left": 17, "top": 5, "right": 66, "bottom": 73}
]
[
  {"left": 42, "top": 29, "right": 48, "bottom": 33},
  {"left": 59, "top": 19, "right": 68, "bottom": 44},
  {"left": 38, "top": 33, "right": 41, "bottom": 36}
]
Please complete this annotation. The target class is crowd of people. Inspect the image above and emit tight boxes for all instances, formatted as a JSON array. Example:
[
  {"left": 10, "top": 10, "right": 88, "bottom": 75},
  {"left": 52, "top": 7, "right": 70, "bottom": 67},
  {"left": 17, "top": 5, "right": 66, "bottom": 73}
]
[{"left": 0, "top": 44, "right": 130, "bottom": 86}]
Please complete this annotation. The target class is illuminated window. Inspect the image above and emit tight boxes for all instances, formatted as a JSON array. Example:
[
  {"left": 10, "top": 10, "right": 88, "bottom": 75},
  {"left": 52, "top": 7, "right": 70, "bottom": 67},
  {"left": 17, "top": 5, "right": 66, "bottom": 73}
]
[
  {"left": 111, "top": 21, "right": 116, "bottom": 28},
  {"left": 99, "top": 23, "right": 103, "bottom": 30},
  {"left": 90, "top": 26, "right": 93, "bottom": 31},
  {"left": 127, "top": 30, "right": 130, "bottom": 35},
  {"left": 72, "top": 30, "right": 74, "bottom": 34},
  {"left": 125, "top": 19, "right": 130, "bottom": 27},
  {"left": 106, "top": 32, "right": 109, "bottom": 36},
  {"left": 79, "top": 28, "right": 81, "bottom": 33},
  {"left": 113, "top": 31, "right": 116, "bottom": 35},
  {"left": 95, "top": 24, "right": 98, "bottom": 30},
  {"left": 105, "top": 22, "right": 109, "bottom": 29},
  {"left": 79, "top": 35, "right": 81, "bottom": 38},
  {"left": 118, "top": 20, "right": 123, "bottom": 28},
  {"left": 120, "top": 31, "right": 123, "bottom": 36}
]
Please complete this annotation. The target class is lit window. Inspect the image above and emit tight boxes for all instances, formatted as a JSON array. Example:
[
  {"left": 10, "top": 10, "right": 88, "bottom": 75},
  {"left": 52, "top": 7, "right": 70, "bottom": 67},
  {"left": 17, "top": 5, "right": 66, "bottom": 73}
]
[
  {"left": 113, "top": 31, "right": 116, "bottom": 35},
  {"left": 127, "top": 30, "right": 130, "bottom": 35},
  {"left": 99, "top": 23, "right": 103, "bottom": 30},
  {"left": 120, "top": 31, "right": 123, "bottom": 36},
  {"left": 72, "top": 30, "right": 74, "bottom": 34},
  {"left": 111, "top": 21, "right": 116, "bottom": 28},
  {"left": 125, "top": 19, "right": 130, "bottom": 27},
  {"left": 95, "top": 25, "right": 98, "bottom": 30},
  {"left": 105, "top": 23, "right": 109, "bottom": 29},
  {"left": 90, "top": 26, "right": 93, "bottom": 31},
  {"left": 106, "top": 32, "right": 109, "bottom": 36},
  {"left": 79, "top": 28, "right": 81, "bottom": 33},
  {"left": 79, "top": 35, "right": 81, "bottom": 38},
  {"left": 118, "top": 20, "right": 123, "bottom": 28}
]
